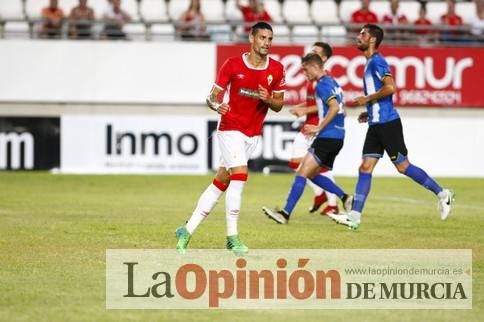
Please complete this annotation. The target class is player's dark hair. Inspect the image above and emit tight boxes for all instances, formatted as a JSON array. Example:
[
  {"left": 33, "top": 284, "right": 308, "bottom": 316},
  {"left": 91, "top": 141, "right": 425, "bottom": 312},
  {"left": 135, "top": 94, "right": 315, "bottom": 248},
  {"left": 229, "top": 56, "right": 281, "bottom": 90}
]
[
  {"left": 251, "top": 21, "right": 273, "bottom": 35},
  {"left": 313, "top": 41, "right": 333, "bottom": 58},
  {"left": 362, "top": 23, "right": 384, "bottom": 49},
  {"left": 301, "top": 52, "right": 324, "bottom": 67}
]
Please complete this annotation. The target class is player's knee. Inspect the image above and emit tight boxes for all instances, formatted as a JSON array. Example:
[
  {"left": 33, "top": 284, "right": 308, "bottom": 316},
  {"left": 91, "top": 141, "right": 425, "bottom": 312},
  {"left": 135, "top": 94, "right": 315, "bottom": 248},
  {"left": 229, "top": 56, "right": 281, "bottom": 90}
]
[
  {"left": 359, "top": 163, "right": 373, "bottom": 173},
  {"left": 395, "top": 162, "right": 409, "bottom": 174},
  {"left": 215, "top": 170, "right": 231, "bottom": 184}
]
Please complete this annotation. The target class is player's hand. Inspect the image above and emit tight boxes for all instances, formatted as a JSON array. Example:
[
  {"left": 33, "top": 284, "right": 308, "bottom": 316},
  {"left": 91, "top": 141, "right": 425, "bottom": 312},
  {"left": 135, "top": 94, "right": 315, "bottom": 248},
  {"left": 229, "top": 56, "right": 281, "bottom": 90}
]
[
  {"left": 303, "top": 124, "right": 319, "bottom": 136},
  {"left": 357, "top": 111, "right": 369, "bottom": 123},
  {"left": 353, "top": 95, "right": 370, "bottom": 107},
  {"left": 289, "top": 107, "right": 306, "bottom": 117},
  {"left": 257, "top": 84, "right": 270, "bottom": 103},
  {"left": 217, "top": 103, "right": 231, "bottom": 115}
]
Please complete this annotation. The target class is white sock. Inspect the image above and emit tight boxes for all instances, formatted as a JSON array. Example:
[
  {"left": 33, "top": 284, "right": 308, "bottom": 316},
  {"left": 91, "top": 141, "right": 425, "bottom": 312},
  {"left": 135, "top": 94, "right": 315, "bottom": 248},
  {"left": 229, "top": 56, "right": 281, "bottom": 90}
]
[
  {"left": 186, "top": 184, "right": 224, "bottom": 234},
  {"left": 321, "top": 171, "right": 338, "bottom": 206},
  {"left": 437, "top": 189, "right": 448, "bottom": 200},
  {"left": 226, "top": 179, "right": 246, "bottom": 236},
  {"left": 307, "top": 179, "right": 324, "bottom": 196},
  {"left": 349, "top": 210, "right": 362, "bottom": 222}
]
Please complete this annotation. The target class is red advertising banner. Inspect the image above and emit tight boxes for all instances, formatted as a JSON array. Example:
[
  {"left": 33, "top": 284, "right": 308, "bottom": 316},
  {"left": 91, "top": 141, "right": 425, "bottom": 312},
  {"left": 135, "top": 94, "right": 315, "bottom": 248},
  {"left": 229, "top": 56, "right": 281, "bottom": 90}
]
[{"left": 216, "top": 45, "right": 484, "bottom": 108}]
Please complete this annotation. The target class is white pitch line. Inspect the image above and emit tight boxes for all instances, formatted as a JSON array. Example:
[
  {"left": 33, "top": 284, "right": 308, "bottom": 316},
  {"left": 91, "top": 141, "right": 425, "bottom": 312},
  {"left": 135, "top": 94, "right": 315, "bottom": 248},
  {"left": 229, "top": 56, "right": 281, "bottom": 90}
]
[{"left": 373, "top": 196, "right": 484, "bottom": 212}]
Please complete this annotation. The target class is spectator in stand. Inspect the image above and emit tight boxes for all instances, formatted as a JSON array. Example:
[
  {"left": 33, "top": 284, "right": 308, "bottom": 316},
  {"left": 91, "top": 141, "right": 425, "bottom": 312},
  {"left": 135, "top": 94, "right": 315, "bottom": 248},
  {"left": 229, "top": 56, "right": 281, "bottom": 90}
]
[
  {"left": 440, "top": 0, "right": 464, "bottom": 42},
  {"left": 349, "top": 0, "right": 378, "bottom": 36},
  {"left": 414, "top": 2, "right": 436, "bottom": 43},
  {"left": 176, "top": 0, "right": 209, "bottom": 40},
  {"left": 102, "top": 0, "right": 131, "bottom": 40},
  {"left": 41, "top": 0, "right": 64, "bottom": 39},
  {"left": 68, "top": 0, "right": 95, "bottom": 39},
  {"left": 236, "top": 0, "right": 272, "bottom": 34},
  {"left": 351, "top": 0, "right": 378, "bottom": 24},
  {"left": 382, "top": 0, "right": 408, "bottom": 41},
  {"left": 470, "top": 0, "right": 484, "bottom": 42}
]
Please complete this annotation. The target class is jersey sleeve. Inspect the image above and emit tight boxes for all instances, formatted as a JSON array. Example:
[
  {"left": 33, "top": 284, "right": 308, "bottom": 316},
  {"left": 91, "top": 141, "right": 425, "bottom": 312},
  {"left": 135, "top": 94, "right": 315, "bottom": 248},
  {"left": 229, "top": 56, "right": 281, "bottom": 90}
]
[
  {"left": 272, "top": 65, "right": 286, "bottom": 93},
  {"left": 372, "top": 57, "right": 393, "bottom": 81},
  {"left": 316, "top": 80, "right": 335, "bottom": 104},
  {"left": 214, "top": 58, "right": 233, "bottom": 90}
]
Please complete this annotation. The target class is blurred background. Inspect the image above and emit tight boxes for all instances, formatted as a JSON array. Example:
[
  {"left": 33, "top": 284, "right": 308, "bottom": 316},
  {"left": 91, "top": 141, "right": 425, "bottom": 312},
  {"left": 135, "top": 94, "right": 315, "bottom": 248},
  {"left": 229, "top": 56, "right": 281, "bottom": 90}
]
[{"left": 0, "top": 0, "right": 483, "bottom": 177}]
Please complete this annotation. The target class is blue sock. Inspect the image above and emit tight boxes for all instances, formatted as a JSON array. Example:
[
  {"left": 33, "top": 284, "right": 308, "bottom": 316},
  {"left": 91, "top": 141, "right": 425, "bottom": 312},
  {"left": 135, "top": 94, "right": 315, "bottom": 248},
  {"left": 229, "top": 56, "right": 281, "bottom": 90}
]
[
  {"left": 310, "top": 175, "right": 345, "bottom": 198},
  {"left": 352, "top": 172, "right": 372, "bottom": 213},
  {"left": 283, "top": 175, "right": 307, "bottom": 215},
  {"left": 403, "top": 164, "right": 443, "bottom": 195}
]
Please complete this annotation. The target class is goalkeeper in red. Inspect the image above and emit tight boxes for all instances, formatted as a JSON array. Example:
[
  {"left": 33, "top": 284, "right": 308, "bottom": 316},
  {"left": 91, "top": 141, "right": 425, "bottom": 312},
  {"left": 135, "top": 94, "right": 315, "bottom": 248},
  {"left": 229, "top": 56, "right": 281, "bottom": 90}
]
[{"left": 175, "top": 22, "right": 286, "bottom": 254}]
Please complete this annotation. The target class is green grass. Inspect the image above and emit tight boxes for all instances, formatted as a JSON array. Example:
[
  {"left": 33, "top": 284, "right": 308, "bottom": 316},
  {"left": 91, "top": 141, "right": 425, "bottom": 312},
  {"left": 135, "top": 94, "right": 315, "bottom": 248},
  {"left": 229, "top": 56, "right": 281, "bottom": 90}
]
[{"left": 0, "top": 172, "right": 482, "bottom": 321}]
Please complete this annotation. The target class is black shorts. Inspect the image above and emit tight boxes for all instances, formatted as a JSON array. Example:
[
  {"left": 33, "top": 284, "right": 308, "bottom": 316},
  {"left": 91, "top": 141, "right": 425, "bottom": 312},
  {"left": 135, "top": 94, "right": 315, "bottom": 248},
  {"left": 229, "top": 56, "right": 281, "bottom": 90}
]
[
  {"left": 363, "top": 118, "right": 408, "bottom": 163},
  {"left": 308, "top": 138, "right": 344, "bottom": 170}
]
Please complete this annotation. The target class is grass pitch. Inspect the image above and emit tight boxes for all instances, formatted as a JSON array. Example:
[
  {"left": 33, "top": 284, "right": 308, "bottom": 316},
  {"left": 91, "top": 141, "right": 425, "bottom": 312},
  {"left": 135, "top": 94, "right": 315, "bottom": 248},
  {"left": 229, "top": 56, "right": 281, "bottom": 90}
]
[{"left": 0, "top": 172, "right": 482, "bottom": 321}]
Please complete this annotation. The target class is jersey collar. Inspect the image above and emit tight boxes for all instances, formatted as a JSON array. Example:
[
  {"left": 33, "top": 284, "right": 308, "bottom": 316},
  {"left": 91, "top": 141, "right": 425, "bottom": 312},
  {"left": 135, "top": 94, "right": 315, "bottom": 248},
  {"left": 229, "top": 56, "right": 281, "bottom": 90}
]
[{"left": 242, "top": 53, "right": 269, "bottom": 70}]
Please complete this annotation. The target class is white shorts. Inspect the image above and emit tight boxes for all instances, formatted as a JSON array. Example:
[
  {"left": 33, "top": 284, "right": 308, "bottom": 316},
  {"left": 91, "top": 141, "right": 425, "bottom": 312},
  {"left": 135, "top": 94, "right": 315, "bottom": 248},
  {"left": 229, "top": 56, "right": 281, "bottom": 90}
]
[
  {"left": 217, "top": 130, "right": 260, "bottom": 169},
  {"left": 290, "top": 131, "right": 314, "bottom": 160}
]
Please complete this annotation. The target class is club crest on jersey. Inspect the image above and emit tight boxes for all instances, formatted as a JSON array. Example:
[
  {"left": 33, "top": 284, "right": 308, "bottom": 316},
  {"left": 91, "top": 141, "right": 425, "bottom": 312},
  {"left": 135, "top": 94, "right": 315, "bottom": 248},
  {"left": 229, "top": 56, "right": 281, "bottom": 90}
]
[{"left": 267, "top": 75, "right": 273, "bottom": 86}]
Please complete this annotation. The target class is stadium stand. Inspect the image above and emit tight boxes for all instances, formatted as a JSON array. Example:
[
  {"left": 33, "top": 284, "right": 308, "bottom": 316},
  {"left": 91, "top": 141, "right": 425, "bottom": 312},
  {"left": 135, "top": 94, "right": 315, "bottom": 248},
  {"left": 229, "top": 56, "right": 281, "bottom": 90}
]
[{"left": 0, "top": 0, "right": 481, "bottom": 44}]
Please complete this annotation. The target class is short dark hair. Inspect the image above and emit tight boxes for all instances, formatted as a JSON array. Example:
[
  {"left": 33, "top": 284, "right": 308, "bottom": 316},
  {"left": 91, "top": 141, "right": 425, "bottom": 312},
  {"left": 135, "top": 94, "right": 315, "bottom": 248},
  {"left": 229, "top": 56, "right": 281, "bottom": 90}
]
[
  {"left": 301, "top": 52, "right": 323, "bottom": 68},
  {"left": 251, "top": 21, "right": 273, "bottom": 35},
  {"left": 313, "top": 41, "right": 333, "bottom": 58},
  {"left": 362, "top": 23, "right": 384, "bottom": 49}
]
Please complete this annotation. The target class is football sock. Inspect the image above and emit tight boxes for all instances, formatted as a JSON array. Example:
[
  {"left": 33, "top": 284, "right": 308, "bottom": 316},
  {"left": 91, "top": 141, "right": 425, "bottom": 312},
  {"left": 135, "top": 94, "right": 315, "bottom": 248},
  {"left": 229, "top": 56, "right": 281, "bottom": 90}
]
[
  {"left": 186, "top": 179, "right": 228, "bottom": 234},
  {"left": 225, "top": 173, "right": 247, "bottom": 236},
  {"left": 403, "top": 164, "right": 443, "bottom": 195},
  {"left": 321, "top": 170, "right": 338, "bottom": 206},
  {"left": 307, "top": 179, "right": 324, "bottom": 196},
  {"left": 283, "top": 175, "right": 307, "bottom": 215},
  {"left": 352, "top": 172, "right": 372, "bottom": 213},
  {"left": 310, "top": 174, "right": 345, "bottom": 198}
]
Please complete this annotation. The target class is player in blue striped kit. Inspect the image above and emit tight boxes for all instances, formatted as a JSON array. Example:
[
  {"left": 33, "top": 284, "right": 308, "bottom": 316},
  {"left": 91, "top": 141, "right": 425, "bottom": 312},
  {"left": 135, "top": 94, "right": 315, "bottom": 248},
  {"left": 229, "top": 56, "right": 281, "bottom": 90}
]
[
  {"left": 262, "top": 52, "right": 352, "bottom": 224},
  {"left": 329, "top": 24, "right": 455, "bottom": 230}
]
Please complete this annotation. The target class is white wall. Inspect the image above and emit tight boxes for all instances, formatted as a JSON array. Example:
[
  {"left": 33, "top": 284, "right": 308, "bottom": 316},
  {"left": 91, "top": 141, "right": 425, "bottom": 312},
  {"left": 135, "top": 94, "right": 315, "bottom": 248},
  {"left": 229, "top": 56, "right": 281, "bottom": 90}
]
[{"left": 0, "top": 40, "right": 215, "bottom": 104}]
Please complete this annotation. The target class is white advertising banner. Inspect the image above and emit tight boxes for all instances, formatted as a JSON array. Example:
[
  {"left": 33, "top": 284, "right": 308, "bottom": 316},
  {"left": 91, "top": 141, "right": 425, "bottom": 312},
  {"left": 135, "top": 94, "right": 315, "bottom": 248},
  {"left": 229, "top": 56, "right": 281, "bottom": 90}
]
[
  {"left": 0, "top": 40, "right": 215, "bottom": 104},
  {"left": 61, "top": 115, "right": 207, "bottom": 174}
]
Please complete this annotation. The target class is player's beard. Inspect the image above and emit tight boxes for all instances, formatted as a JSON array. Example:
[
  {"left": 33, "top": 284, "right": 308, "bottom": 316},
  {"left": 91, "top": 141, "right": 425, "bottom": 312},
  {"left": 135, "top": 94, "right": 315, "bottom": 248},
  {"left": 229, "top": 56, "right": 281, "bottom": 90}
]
[{"left": 356, "top": 41, "right": 369, "bottom": 51}]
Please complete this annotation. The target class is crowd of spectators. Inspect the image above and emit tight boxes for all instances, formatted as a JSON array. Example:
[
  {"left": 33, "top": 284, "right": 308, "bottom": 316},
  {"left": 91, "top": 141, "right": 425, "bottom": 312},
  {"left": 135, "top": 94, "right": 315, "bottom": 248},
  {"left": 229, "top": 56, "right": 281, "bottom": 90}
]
[{"left": 6, "top": 0, "right": 482, "bottom": 42}]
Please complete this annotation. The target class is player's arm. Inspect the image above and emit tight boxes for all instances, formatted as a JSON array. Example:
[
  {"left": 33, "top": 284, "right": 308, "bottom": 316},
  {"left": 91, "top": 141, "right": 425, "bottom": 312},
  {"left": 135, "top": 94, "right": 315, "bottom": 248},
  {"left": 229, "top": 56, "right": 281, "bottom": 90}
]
[
  {"left": 206, "top": 86, "right": 230, "bottom": 115},
  {"left": 289, "top": 104, "right": 318, "bottom": 117},
  {"left": 304, "top": 98, "right": 339, "bottom": 136},
  {"left": 353, "top": 75, "right": 396, "bottom": 106},
  {"left": 257, "top": 85, "right": 284, "bottom": 112}
]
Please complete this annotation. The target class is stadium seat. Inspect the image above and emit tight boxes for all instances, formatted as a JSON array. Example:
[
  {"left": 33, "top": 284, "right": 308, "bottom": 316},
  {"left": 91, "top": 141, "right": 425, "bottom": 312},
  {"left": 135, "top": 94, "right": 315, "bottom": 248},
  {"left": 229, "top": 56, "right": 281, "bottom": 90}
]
[
  {"left": 271, "top": 24, "right": 290, "bottom": 43},
  {"left": 402, "top": 1, "right": 420, "bottom": 23},
  {"left": 371, "top": 0, "right": 389, "bottom": 21},
  {"left": 3, "top": 21, "right": 30, "bottom": 38},
  {"left": 90, "top": 0, "right": 111, "bottom": 19},
  {"left": 25, "top": 0, "right": 47, "bottom": 19},
  {"left": 282, "top": 0, "right": 311, "bottom": 24},
  {"left": 0, "top": 0, "right": 25, "bottom": 19},
  {"left": 150, "top": 22, "right": 175, "bottom": 40},
  {"left": 140, "top": 0, "right": 169, "bottom": 22},
  {"left": 338, "top": 0, "right": 361, "bottom": 22},
  {"left": 203, "top": 0, "right": 225, "bottom": 23},
  {"left": 168, "top": 0, "right": 190, "bottom": 21},
  {"left": 225, "top": 0, "right": 243, "bottom": 21},
  {"left": 264, "top": 0, "right": 284, "bottom": 23},
  {"left": 61, "top": 0, "right": 79, "bottom": 15},
  {"left": 455, "top": 1, "right": 475, "bottom": 24},
  {"left": 121, "top": 0, "right": 141, "bottom": 21},
  {"left": 123, "top": 21, "right": 146, "bottom": 40},
  {"left": 426, "top": 1, "right": 447, "bottom": 24},
  {"left": 292, "top": 24, "right": 320, "bottom": 43},
  {"left": 321, "top": 25, "right": 347, "bottom": 45},
  {"left": 311, "top": 0, "right": 340, "bottom": 24}
]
